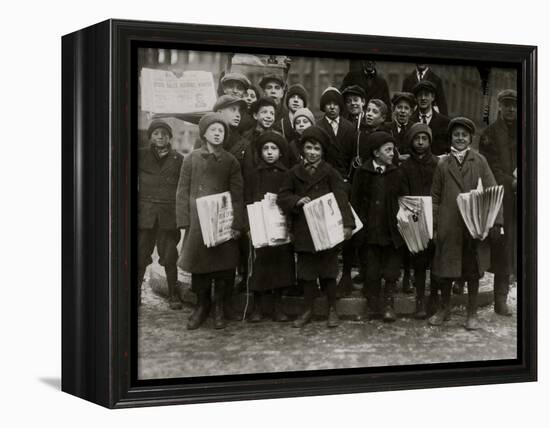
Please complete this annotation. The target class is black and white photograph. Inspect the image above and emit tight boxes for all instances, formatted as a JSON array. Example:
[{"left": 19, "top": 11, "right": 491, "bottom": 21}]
[{"left": 136, "top": 47, "right": 520, "bottom": 380}]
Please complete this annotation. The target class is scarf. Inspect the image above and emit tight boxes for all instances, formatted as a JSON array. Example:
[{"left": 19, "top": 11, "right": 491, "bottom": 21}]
[{"left": 450, "top": 146, "right": 470, "bottom": 165}]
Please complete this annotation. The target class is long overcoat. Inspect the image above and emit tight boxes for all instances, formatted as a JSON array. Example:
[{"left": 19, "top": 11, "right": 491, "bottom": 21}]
[
  {"left": 431, "top": 150, "right": 503, "bottom": 279},
  {"left": 278, "top": 161, "right": 355, "bottom": 253},
  {"left": 176, "top": 146, "right": 244, "bottom": 274}
]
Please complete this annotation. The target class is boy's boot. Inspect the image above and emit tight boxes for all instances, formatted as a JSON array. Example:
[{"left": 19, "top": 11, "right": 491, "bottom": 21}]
[
  {"left": 323, "top": 279, "right": 339, "bottom": 328},
  {"left": 165, "top": 265, "right": 183, "bottom": 310},
  {"left": 187, "top": 289, "right": 211, "bottom": 330},
  {"left": 494, "top": 273, "right": 512, "bottom": 316},
  {"left": 337, "top": 272, "right": 353, "bottom": 298},
  {"left": 293, "top": 281, "right": 315, "bottom": 328},
  {"left": 465, "top": 280, "right": 480, "bottom": 330},
  {"left": 213, "top": 281, "right": 227, "bottom": 329},
  {"left": 414, "top": 271, "right": 427, "bottom": 319},
  {"left": 382, "top": 281, "right": 397, "bottom": 322},
  {"left": 273, "top": 290, "right": 289, "bottom": 322},
  {"left": 249, "top": 291, "right": 263, "bottom": 323},
  {"left": 428, "top": 280, "right": 452, "bottom": 326}
]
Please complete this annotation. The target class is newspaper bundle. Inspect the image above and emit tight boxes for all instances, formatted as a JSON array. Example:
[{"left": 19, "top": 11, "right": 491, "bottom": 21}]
[
  {"left": 246, "top": 193, "right": 291, "bottom": 248},
  {"left": 303, "top": 193, "right": 363, "bottom": 252},
  {"left": 456, "top": 178, "right": 504, "bottom": 240},
  {"left": 196, "top": 192, "right": 234, "bottom": 248},
  {"left": 397, "top": 196, "right": 433, "bottom": 254}
]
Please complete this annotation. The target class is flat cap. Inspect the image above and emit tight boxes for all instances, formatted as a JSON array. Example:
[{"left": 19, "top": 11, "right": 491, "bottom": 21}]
[
  {"left": 221, "top": 72, "right": 251, "bottom": 89},
  {"left": 391, "top": 91, "right": 417, "bottom": 108},
  {"left": 259, "top": 74, "right": 285, "bottom": 89},
  {"left": 497, "top": 89, "right": 517, "bottom": 103},
  {"left": 342, "top": 85, "right": 366, "bottom": 100},
  {"left": 213, "top": 95, "right": 247, "bottom": 112},
  {"left": 412, "top": 80, "right": 437, "bottom": 95},
  {"left": 448, "top": 116, "right": 476, "bottom": 136}
]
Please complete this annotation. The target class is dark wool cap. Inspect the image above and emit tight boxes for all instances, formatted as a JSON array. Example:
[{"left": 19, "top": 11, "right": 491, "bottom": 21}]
[
  {"left": 299, "top": 126, "right": 331, "bottom": 153},
  {"left": 319, "top": 86, "right": 344, "bottom": 111},
  {"left": 251, "top": 96, "right": 278, "bottom": 114},
  {"left": 198, "top": 112, "right": 229, "bottom": 144},
  {"left": 342, "top": 85, "right": 366, "bottom": 100},
  {"left": 497, "top": 89, "right": 517, "bottom": 103},
  {"left": 213, "top": 94, "right": 247, "bottom": 112},
  {"left": 391, "top": 91, "right": 417, "bottom": 108},
  {"left": 412, "top": 80, "right": 437, "bottom": 95},
  {"left": 367, "top": 131, "right": 396, "bottom": 154},
  {"left": 221, "top": 72, "right": 251, "bottom": 89},
  {"left": 448, "top": 116, "right": 476, "bottom": 136},
  {"left": 259, "top": 74, "right": 285, "bottom": 89},
  {"left": 405, "top": 123, "right": 432, "bottom": 146},
  {"left": 286, "top": 84, "right": 308, "bottom": 107},
  {"left": 256, "top": 130, "right": 287, "bottom": 156},
  {"left": 147, "top": 119, "right": 173, "bottom": 139}
]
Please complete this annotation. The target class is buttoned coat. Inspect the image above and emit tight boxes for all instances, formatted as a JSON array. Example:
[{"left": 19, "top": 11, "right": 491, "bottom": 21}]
[
  {"left": 138, "top": 145, "right": 183, "bottom": 230},
  {"left": 278, "top": 161, "right": 355, "bottom": 253},
  {"left": 431, "top": 151, "right": 503, "bottom": 278},
  {"left": 411, "top": 110, "right": 450, "bottom": 156},
  {"left": 176, "top": 146, "right": 244, "bottom": 273},
  {"left": 316, "top": 115, "right": 357, "bottom": 181}
]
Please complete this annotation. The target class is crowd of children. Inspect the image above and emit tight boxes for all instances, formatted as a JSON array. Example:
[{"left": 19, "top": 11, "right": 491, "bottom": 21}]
[{"left": 138, "top": 65, "right": 517, "bottom": 333}]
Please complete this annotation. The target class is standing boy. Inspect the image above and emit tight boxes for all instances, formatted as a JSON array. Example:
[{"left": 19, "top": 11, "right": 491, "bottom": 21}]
[
  {"left": 259, "top": 74, "right": 287, "bottom": 131},
  {"left": 402, "top": 64, "right": 448, "bottom": 116},
  {"left": 385, "top": 92, "right": 416, "bottom": 161},
  {"left": 280, "top": 84, "right": 309, "bottom": 141}
]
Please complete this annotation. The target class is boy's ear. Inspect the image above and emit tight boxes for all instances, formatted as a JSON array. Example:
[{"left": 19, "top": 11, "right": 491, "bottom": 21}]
[{"left": 253, "top": 112, "right": 258, "bottom": 121}]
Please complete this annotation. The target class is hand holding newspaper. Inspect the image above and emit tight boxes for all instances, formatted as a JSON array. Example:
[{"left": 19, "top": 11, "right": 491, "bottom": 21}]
[
  {"left": 303, "top": 193, "right": 363, "bottom": 252},
  {"left": 196, "top": 192, "right": 234, "bottom": 248},
  {"left": 396, "top": 196, "right": 433, "bottom": 254},
  {"left": 456, "top": 178, "right": 504, "bottom": 240},
  {"left": 247, "top": 193, "right": 291, "bottom": 248}
]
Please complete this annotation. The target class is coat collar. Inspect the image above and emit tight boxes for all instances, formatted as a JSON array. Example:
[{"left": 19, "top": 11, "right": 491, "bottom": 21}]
[
  {"left": 199, "top": 144, "right": 224, "bottom": 161},
  {"left": 444, "top": 150, "right": 475, "bottom": 191},
  {"left": 294, "top": 160, "right": 330, "bottom": 184},
  {"left": 361, "top": 159, "right": 398, "bottom": 174},
  {"left": 257, "top": 159, "right": 287, "bottom": 172}
]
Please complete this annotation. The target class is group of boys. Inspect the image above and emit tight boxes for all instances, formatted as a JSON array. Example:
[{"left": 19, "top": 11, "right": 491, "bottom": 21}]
[{"left": 137, "top": 61, "right": 517, "bottom": 328}]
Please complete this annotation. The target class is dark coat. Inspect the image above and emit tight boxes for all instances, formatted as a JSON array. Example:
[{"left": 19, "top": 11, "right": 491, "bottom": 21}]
[
  {"left": 138, "top": 146, "right": 183, "bottom": 230},
  {"left": 411, "top": 110, "right": 450, "bottom": 156},
  {"left": 399, "top": 150, "right": 439, "bottom": 197},
  {"left": 176, "top": 146, "right": 244, "bottom": 274},
  {"left": 278, "top": 161, "right": 355, "bottom": 253},
  {"left": 242, "top": 127, "right": 300, "bottom": 175},
  {"left": 224, "top": 128, "right": 249, "bottom": 167},
  {"left": 279, "top": 113, "right": 298, "bottom": 142},
  {"left": 237, "top": 110, "right": 256, "bottom": 134},
  {"left": 316, "top": 115, "right": 357, "bottom": 181},
  {"left": 479, "top": 117, "right": 517, "bottom": 274},
  {"left": 402, "top": 68, "right": 449, "bottom": 116},
  {"left": 351, "top": 161, "right": 404, "bottom": 249},
  {"left": 383, "top": 120, "right": 414, "bottom": 156},
  {"left": 431, "top": 151, "right": 503, "bottom": 279},
  {"left": 340, "top": 70, "right": 391, "bottom": 111},
  {"left": 245, "top": 160, "right": 295, "bottom": 291}
]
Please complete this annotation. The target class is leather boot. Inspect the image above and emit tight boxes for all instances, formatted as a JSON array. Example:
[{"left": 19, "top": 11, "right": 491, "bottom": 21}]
[
  {"left": 494, "top": 294, "right": 512, "bottom": 316},
  {"left": 337, "top": 272, "right": 353, "bottom": 297},
  {"left": 187, "top": 290, "right": 211, "bottom": 330},
  {"left": 293, "top": 309, "right": 313, "bottom": 328},
  {"left": 465, "top": 280, "right": 480, "bottom": 330},
  {"left": 273, "top": 291, "right": 289, "bottom": 322},
  {"left": 382, "top": 281, "right": 397, "bottom": 322},
  {"left": 494, "top": 273, "right": 512, "bottom": 316},
  {"left": 428, "top": 280, "right": 451, "bottom": 326},
  {"left": 213, "top": 281, "right": 227, "bottom": 329},
  {"left": 166, "top": 266, "right": 183, "bottom": 310},
  {"left": 293, "top": 281, "right": 315, "bottom": 328},
  {"left": 327, "top": 305, "right": 339, "bottom": 328}
]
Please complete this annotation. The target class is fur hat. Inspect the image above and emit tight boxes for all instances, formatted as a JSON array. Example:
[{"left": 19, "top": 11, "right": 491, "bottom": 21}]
[
  {"left": 448, "top": 116, "right": 476, "bottom": 136},
  {"left": 319, "top": 87, "right": 344, "bottom": 111},
  {"left": 286, "top": 84, "right": 308, "bottom": 108},
  {"left": 256, "top": 131, "right": 287, "bottom": 156},
  {"left": 293, "top": 107, "right": 315, "bottom": 126},
  {"left": 198, "top": 112, "right": 229, "bottom": 144},
  {"left": 147, "top": 119, "right": 173, "bottom": 139},
  {"left": 405, "top": 123, "right": 432, "bottom": 146},
  {"left": 299, "top": 126, "right": 331, "bottom": 153},
  {"left": 213, "top": 94, "right": 247, "bottom": 112},
  {"left": 251, "top": 96, "right": 278, "bottom": 114}
]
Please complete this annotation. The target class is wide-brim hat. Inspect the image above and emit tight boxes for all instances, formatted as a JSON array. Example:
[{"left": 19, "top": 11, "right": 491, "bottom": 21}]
[
  {"left": 198, "top": 112, "right": 229, "bottom": 144},
  {"left": 147, "top": 119, "right": 173, "bottom": 139}
]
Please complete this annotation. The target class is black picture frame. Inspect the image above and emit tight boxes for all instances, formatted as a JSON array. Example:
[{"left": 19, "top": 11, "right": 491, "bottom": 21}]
[{"left": 61, "top": 18, "right": 537, "bottom": 409}]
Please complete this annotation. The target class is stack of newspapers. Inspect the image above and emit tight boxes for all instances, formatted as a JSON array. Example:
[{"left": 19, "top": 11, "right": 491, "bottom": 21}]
[
  {"left": 196, "top": 191, "right": 234, "bottom": 248},
  {"left": 247, "top": 193, "right": 291, "bottom": 248},
  {"left": 396, "top": 196, "right": 433, "bottom": 254},
  {"left": 303, "top": 193, "right": 363, "bottom": 252},
  {"left": 456, "top": 179, "right": 504, "bottom": 240}
]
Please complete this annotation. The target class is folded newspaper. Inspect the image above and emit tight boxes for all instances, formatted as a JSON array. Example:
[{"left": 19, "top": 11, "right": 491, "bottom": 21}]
[
  {"left": 456, "top": 178, "right": 504, "bottom": 240},
  {"left": 397, "top": 196, "right": 433, "bottom": 254},
  {"left": 196, "top": 191, "right": 234, "bottom": 248},
  {"left": 303, "top": 193, "right": 363, "bottom": 252},
  {"left": 247, "top": 193, "right": 291, "bottom": 248}
]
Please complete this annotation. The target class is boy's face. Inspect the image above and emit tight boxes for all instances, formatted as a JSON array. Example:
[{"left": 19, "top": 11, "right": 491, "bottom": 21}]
[
  {"left": 263, "top": 81, "right": 284, "bottom": 105},
  {"left": 244, "top": 89, "right": 257, "bottom": 107},
  {"left": 393, "top": 100, "right": 412, "bottom": 125},
  {"left": 451, "top": 125, "right": 471, "bottom": 151},
  {"left": 261, "top": 142, "right": 281, "bottom": 164},
  {"left": 294, "top": 116, "right": 312, "bottom": 135},
  {"left": 218, "top": 104, "right": 242, "bottom": 128},
  {"left": 416, "top": 90, "right": 435, "bottom": 110},
  {"left": 303, "top": 141, "right": 323, "bottom": 164},
  {"left": 287, "top": 94, "right": 304, "bottom": 113},
  {"left": 412, "top": 132, "right": 430, "bottom": 154},
  {"left": 374, "top": 142, "right": 395, "bottom": 166},
  {"left": 324, "top": 101, "right": 340, "bottom": 120},
  {"left": 499, "top": 99, "right": 517, "bottom": 123},
  {"left": 204, "top": 123, "right": 225, "bottom": 146},
  {"left": 223, "top": 81, "right": 246, "bottom": 98},
  {"left": 150, "top": 127, "right": 171, "bottom": 149},
  {"left": 253, "top": 106, "right": 275, "bottom": 129},
  {"left": 345, "top": 95, "right": 365, "bottom": 116},
  {"left": 365, "top": 102, "right": 385, "bottom": 127}
]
